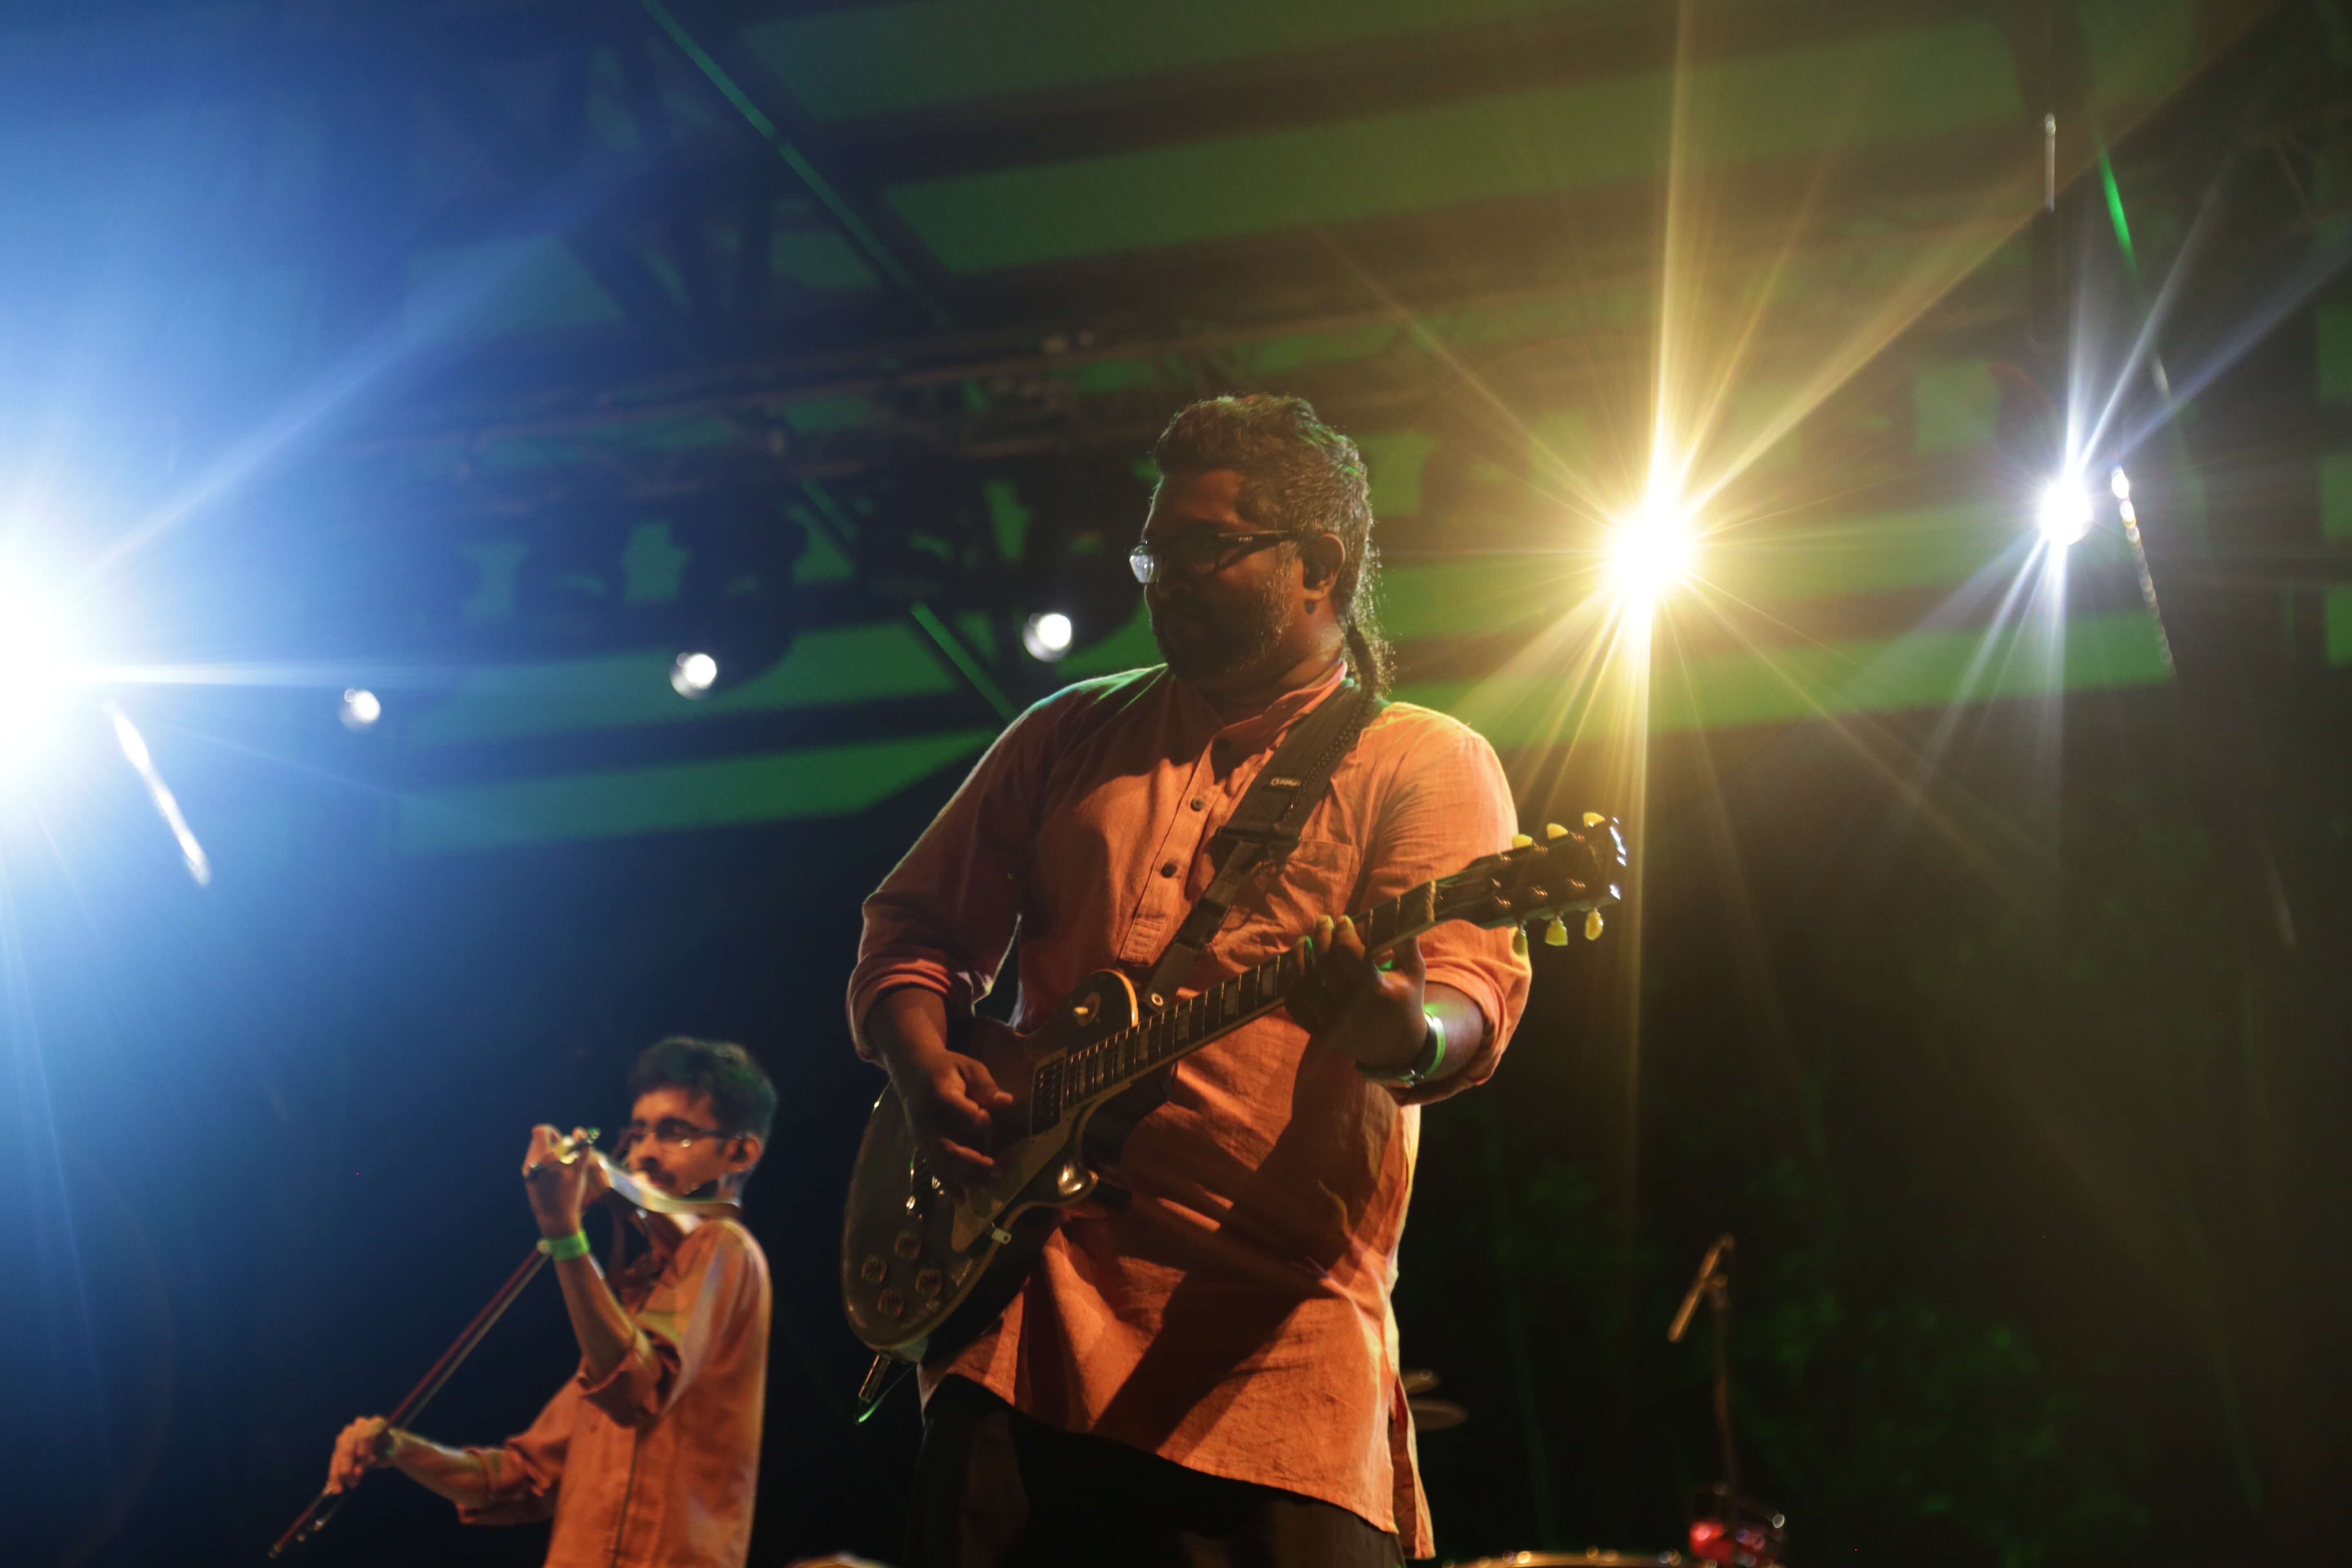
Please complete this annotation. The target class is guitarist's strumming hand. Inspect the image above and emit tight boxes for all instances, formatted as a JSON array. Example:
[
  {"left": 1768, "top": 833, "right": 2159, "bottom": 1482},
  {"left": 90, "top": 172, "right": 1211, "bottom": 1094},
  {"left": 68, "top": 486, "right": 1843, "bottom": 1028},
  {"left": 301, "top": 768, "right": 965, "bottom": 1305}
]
[
  {"left": 1289, "top": 912, "right": 1449, "bottom": 1072},
  {"left": 866, "top": 985, "right": 1014, "bottom": 1196}
]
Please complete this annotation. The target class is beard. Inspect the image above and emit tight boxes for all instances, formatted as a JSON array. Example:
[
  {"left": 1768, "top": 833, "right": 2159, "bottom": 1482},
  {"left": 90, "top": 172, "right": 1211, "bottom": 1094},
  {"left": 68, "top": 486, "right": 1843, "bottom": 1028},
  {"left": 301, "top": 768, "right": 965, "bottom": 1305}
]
[{"left": 1149, "top": 569, "right": 1292, "bottom": 684}]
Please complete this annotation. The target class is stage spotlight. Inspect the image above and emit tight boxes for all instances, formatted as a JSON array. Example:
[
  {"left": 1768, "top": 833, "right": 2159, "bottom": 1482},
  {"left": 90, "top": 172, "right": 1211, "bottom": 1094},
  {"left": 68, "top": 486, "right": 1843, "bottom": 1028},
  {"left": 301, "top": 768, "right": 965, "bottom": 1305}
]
[
  {"left": 1608, "top": 495, "right": 1694, "bottom": 601},
  {"left": 339, "top": 688, "right": 381, "bottom": 730},
  {"left": 2037, "top": 477, "right": 2092, "bottom": 547},
  {"left": 0, "top": 577, "right": 82, "bottom": 779},
  {"left": 1021, "top": 611, "right": 1074, "bottom": 662},
  {"left": 670, "top": 650, "right": 719, "bottom": 698}
]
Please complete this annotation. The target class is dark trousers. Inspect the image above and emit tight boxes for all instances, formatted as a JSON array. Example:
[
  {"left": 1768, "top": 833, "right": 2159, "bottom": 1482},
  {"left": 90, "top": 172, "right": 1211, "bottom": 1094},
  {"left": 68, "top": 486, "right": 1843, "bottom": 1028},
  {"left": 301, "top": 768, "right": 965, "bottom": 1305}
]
[{"left": 907, "top": 1376, "right": 1405, "bottom": 1568}]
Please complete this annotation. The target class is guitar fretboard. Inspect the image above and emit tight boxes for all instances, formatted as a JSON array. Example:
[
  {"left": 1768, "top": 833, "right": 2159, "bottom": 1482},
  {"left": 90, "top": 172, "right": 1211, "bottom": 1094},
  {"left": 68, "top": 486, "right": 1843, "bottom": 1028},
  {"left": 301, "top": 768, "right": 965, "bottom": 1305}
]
[{"left": 1028, "top": 877, "right": 1444, "bottom": 1129}]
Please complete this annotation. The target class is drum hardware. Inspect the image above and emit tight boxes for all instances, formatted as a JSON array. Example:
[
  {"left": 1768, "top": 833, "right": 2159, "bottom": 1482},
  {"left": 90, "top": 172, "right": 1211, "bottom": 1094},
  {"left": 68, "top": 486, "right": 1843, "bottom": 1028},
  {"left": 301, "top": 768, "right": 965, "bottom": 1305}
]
[
  {"left": 1688, "top": 1484, "right": 1787, "bottom": 1568},
  {"left": 1401, "top": 1367, "right": 1469, "bottom": 1432},
  {"left": 1454, "top": 1553, "right": 1683, "bottom": 1566}
]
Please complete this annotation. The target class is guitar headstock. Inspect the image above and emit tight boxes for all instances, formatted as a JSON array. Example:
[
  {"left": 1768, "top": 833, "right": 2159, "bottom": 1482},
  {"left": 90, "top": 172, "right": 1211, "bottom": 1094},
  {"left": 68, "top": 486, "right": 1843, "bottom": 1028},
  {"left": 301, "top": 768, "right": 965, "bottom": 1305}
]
[{"left": 1435, "top": 812, "right": 1628, "bottom": 946}]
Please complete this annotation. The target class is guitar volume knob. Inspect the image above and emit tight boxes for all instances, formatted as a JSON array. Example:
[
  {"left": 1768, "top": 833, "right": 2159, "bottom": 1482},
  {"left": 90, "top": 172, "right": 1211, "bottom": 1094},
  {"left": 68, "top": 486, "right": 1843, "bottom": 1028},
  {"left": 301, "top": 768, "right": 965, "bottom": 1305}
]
[
  {"left": 893, "top": 1229, "right": 922, "bottom": 1260},
  {"left": 860, "top": 1254, "right": 886, "bottom": 1284}
]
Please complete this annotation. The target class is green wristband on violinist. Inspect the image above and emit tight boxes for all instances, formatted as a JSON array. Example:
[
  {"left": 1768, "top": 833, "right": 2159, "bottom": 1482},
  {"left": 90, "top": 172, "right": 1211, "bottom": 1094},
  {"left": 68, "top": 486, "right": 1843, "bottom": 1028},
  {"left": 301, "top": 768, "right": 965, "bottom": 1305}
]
[{"left": 537, "top": 1229, "right": 592, "bottom": 1261}]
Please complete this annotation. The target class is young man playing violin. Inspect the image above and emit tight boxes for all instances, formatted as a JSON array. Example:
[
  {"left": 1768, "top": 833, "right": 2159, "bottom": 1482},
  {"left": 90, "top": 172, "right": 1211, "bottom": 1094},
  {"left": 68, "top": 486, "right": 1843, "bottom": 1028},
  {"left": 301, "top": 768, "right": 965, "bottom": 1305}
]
[
  {"left": 325, "top": 1037, "right": 775, "bottom": 1568},
  {"left": 851, "top": 395, "right": 1532, "bottom": 1566}
]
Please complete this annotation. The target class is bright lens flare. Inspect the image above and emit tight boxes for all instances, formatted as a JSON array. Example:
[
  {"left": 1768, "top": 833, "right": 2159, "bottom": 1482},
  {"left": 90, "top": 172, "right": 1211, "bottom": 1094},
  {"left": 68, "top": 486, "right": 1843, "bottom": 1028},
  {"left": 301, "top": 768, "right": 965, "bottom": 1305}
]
[
  {"left": 339, "top": 688, "right": 381, "bottom": 729},
  {"left": 1021, "top": 611, "right": 1074, "bottom": 662},
  {"left": 2037, "top": 478, "right": 2093, "bottom": 547},
  {"left": 0, "top": 575, "right": 85, "bottom": 779},
  {"left": 670, "top": 651, "right": 719, "bottom": 698},
  {"left": 107, "top": 704, "right": 212, "bottom": 887},
  {"left": 1607, "top": 497, "right": 1695, "bottom": 601}
]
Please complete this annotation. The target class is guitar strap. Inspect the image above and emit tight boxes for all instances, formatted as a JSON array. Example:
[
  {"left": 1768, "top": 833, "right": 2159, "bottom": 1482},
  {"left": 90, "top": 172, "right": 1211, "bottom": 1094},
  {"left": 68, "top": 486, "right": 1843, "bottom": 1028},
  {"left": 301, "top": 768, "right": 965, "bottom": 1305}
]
[
  {"left": 1140, "top": 675, "right": 1384, "bottom": 1008},
  {"left": 1083, "top": 675, "right": 1383, "bottom": 1163}
]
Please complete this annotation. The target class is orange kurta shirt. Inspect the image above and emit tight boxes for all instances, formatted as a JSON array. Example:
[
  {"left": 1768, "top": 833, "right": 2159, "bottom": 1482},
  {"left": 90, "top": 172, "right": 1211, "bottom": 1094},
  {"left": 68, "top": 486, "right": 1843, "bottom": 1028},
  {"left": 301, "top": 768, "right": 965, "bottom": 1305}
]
[
  {"left": 460, "top": 1217, "right": 771, "bottom": 1568},
  {"left": 848, "top": 662, "right": 1530, "bottom": 1555}
]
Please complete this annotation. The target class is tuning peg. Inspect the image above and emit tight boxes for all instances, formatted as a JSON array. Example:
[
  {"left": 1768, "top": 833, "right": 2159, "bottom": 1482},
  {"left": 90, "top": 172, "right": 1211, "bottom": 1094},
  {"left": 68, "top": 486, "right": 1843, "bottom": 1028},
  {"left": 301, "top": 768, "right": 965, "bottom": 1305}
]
[
  {"left": 1584, "top": 909, "right": 1606, "bottom": 940},
  {"left": 1582, "top": 811, "right": 1605, "bottom": 826},
  {"left": 1544, "top": 916, "right": 1570, "bottom": 947},
  {"left": 1510, "top": 833, "right": 1534, "bottom": 849},
  {"left": 1511, "top": 926, "right": 1529, "bottom": 957},
  {"left": 1544, "top": 822, "right": 1569, "bottom": 840}
]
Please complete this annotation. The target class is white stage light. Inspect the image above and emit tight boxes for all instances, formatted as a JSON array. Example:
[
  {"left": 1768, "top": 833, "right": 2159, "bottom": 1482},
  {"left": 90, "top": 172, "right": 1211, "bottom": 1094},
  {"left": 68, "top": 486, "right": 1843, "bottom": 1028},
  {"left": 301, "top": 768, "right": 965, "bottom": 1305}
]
[
  {"left": 2109, "top": 467, "right": 2131, "bottom": 501},
  {"left": 670, "top": 650, "right": 719, "bottom": 698},
  {"left": 1608, "top": 497, "right": 1694, "bottom": 601},
  {"left": 339, "top": 688, "right": 381, "bottom": 729},
  {"left": 0, "top": 576, "right": 82, "bottom": 779},
  {"left": 1021, "top": 611, "right": 1074, "bottom": 662},
  {"left": 2036, "top": 478, "right": 2092, "bottom": 547}
]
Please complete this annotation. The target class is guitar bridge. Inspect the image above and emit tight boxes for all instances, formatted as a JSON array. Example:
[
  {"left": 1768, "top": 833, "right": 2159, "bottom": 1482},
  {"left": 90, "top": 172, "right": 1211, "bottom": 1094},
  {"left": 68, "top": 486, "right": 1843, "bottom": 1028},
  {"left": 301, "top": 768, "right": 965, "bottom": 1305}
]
[{"left": 905, "top": 1157, "right": 944, "bottom": 1216}]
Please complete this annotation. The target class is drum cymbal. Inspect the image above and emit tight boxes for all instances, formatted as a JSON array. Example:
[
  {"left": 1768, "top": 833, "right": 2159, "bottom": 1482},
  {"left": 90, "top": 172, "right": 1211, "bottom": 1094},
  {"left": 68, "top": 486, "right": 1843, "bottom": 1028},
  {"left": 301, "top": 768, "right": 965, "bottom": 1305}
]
[
  {"left": 1401, "top": 1367, "right": 1441, "bottom": 1396},
  {"left": 1407, "top": 1396, "right": 1468, "bottom": 1431}
]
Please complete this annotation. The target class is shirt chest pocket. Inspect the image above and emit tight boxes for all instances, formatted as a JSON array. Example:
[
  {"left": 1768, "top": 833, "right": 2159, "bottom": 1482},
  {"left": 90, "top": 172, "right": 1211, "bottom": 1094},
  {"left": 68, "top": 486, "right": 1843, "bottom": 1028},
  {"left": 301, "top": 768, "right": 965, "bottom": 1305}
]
[
  {"left": 1025, "top": 774, "right": 1130, "bottom": 935},
  {"left": 1221, "top": 837, "right": 1363, "bottom": 964}
]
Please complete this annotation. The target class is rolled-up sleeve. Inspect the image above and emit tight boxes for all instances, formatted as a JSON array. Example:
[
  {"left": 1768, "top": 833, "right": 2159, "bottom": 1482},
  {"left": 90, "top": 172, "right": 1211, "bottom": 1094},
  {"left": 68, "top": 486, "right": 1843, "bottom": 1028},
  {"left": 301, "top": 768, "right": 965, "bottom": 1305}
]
[
  {"left": 846, "top": 697, "right": 1058, "bottom": 1056},
  {"left": 458, "top": 1381, "right": 574, "bottom": 1526},
  {"left": 577, "top": 1225, "right": 762, "bottom": 1430},
  {"left": 1365, "top": 718, "right": 1532, "bottom": 1105}
]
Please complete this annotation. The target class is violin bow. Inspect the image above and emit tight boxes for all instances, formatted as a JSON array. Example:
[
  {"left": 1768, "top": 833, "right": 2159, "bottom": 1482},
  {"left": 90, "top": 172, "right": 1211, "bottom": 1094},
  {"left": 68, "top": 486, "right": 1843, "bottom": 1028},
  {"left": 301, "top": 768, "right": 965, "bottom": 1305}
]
[{"left": 267, "top": 1129, "right": 607, "bottom": 1558}]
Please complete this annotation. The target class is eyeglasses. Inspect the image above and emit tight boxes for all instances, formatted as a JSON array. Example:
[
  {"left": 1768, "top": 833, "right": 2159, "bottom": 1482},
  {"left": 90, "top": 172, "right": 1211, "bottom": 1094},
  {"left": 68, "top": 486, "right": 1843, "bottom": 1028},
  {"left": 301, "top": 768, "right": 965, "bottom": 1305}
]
[
  {"left": 1128, "top": 529, "right": 1309, "bottom": 585},
  {"left": 615, "top": 1117, "right": 730, "bottom": 1154}
]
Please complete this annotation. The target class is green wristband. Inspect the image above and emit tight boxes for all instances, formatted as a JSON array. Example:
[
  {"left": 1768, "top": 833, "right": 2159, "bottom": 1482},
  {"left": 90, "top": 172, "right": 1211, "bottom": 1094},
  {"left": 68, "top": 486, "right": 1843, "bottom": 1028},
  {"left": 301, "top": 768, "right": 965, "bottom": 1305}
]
[{"left": 537, "top": 1229, "right": 592, "bottom": 1261}]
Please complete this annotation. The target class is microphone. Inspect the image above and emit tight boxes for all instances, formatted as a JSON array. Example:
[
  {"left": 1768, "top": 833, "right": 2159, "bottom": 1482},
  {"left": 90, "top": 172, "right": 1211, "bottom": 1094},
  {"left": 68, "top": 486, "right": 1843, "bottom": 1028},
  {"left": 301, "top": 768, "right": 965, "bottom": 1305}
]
[{"left": 1668, "top": 1234, "right": 1733, "bottom": 1343}]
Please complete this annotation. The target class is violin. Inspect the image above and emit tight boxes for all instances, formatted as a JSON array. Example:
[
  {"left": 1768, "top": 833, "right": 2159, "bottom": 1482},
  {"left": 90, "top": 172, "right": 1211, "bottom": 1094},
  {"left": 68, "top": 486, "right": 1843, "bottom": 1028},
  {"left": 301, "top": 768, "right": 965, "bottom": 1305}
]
[{"left": 268, "top": 1129, "right": 735, "bottom": 1558}]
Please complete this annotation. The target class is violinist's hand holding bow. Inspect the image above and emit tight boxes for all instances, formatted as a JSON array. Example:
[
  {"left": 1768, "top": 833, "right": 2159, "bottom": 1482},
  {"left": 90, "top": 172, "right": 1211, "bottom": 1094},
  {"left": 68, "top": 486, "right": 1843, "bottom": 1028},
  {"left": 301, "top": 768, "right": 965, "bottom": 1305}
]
[
  {"left": 321, "top": 1414, "right": 492, "bottom": 1509},
  {"left": 325, "top": 1415, "right": 396, "bottom": 1494},
  {"left": 523, "top": 1124, "right": 609, "bottom": 1239}
]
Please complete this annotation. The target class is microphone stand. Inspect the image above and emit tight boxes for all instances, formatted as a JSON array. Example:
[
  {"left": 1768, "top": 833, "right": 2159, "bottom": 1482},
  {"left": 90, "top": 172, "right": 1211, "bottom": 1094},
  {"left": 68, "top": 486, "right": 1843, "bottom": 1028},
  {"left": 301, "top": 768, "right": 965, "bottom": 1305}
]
[{"left": 1669, "top": 1234, "right": 1738, "bottom": 1556}]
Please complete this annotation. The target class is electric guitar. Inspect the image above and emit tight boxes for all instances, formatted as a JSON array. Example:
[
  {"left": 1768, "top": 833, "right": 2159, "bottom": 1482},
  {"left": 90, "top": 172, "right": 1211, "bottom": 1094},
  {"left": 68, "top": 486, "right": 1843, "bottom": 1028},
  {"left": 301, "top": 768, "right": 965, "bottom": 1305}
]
[{"left": 840, "top": 814, "right": 1627, "bottom": 1365}]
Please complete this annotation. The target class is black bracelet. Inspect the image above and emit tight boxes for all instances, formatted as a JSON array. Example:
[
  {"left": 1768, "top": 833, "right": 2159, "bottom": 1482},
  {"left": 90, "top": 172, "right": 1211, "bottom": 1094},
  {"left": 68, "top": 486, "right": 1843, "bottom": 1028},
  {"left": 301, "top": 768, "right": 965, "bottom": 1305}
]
[{"left": 1358, "top": 1011, "right": 1447, "bottom": 1088}]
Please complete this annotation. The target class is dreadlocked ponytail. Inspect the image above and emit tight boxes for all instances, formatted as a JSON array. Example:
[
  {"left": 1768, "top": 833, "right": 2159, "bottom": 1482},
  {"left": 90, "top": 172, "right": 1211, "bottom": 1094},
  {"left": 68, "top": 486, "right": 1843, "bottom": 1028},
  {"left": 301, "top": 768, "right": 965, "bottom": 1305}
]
[{"left": 1153, "top": 394, "right": 1396, "bottom": 697}]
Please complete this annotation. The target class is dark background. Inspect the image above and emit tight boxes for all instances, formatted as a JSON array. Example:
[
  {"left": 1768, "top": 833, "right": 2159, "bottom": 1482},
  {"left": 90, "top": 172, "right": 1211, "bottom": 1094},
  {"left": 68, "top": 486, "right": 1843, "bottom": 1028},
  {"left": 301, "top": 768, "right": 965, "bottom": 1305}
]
[{"left": 5, "top": 3, "right": 2349, "bottom": 1565}]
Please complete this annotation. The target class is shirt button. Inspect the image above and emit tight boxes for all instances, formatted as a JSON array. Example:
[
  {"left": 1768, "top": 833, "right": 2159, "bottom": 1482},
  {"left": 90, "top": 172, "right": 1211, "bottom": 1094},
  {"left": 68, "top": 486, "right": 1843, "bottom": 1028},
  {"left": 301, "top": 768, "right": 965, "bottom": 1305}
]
[
  {"left": 1160, "top": 861, "right": 1179, "bottom": 878},
  {"left": 1189, "top": 798, "right": 1205, "bottom": 811}
]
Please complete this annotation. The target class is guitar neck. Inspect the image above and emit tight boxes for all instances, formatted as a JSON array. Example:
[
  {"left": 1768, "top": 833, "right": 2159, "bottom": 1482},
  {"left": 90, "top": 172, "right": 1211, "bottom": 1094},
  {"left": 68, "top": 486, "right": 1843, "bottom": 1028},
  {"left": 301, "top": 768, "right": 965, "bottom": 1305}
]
[{"left": 1034, "top": 878, "right": 1447, "bottom": 1123}]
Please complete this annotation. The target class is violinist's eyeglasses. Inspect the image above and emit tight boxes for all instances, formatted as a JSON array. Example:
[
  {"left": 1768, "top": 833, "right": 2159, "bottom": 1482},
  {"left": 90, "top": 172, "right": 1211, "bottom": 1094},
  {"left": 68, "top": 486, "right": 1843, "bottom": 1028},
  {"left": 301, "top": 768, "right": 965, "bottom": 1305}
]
[
  {"left": 614, "top": 1117, "right": 730, "bottom": 1153},
  {"left": 1128, "top": 529, "right": 1312, "bottom": 585}
]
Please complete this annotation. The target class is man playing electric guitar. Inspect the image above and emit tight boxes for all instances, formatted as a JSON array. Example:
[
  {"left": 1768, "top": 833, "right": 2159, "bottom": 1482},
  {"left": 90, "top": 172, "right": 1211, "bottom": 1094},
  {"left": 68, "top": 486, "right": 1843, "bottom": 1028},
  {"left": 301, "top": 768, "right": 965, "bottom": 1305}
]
[
  {"left": 321, "top": 1038, "right": 776, "bottom": 1568},
  {"left": 851, "top": 395, "right": 1532, "bottom": 1566}
]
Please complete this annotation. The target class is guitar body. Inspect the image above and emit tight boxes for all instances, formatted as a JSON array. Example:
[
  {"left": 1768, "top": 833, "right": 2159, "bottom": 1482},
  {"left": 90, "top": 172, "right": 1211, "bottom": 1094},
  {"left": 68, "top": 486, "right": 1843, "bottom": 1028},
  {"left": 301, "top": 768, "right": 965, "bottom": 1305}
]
[
  {"left": 842, "top": 969, "right": 1142, "bottom": 1358},
  {"left": 840, "top": 815, "right": 1626, "bottom": 1363}
]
